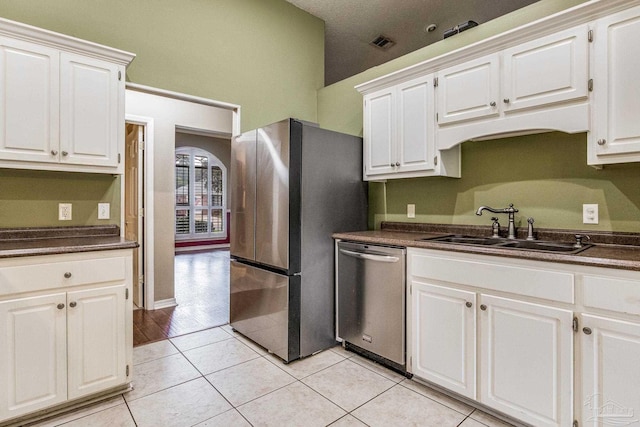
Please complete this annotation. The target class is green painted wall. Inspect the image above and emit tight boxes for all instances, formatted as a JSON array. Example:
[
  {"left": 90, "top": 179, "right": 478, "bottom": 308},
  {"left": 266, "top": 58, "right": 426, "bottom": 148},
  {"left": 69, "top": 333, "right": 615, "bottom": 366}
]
[
  {"left": 318, "top": 0, "right": 640, "bottom": 233},
  {"left": 0, "top": 169, "right": 120, "bottom": 227},
  {"left": 0, "top": 0, "right": 324, "bottom": 228}
]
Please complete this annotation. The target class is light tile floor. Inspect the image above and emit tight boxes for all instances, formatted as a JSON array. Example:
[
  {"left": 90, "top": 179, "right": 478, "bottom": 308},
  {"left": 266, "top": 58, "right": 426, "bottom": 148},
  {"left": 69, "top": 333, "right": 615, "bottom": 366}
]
[{"left": 27, "top": 325, "right": 516, "bottom": 427}]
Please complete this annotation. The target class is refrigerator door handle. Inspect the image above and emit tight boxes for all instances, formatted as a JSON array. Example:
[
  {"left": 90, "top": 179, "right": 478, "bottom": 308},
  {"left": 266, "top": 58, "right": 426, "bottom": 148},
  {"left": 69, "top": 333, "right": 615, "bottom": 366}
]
[{"left": 338, "top": 249, "right": 400, "bottom": 263}]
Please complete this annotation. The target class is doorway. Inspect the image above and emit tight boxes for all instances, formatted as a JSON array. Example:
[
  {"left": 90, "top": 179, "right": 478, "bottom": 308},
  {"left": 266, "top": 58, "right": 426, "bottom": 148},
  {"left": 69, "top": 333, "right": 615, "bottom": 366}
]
[{"left": 125, "top": 122, "right": 145, "bottom": 308}]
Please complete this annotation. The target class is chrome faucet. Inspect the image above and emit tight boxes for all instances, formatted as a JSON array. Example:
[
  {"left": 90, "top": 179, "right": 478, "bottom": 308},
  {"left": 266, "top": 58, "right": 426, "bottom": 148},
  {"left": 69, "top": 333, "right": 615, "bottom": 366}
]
[{"left": 476, "top": 204, "right": 519, "bottom": 239}]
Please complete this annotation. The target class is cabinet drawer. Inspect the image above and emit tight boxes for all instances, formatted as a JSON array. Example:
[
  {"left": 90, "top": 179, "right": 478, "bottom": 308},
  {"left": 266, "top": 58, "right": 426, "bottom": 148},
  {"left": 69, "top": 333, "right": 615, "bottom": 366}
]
[
  {"left": 583, "top": 275, "right": 640, "bottom": 316},
  {"left": 410, "top": 251, "right": 574, "bottom": 303},
  {"left": 0, "top": 256, "right": 126, "bottom": 296}
]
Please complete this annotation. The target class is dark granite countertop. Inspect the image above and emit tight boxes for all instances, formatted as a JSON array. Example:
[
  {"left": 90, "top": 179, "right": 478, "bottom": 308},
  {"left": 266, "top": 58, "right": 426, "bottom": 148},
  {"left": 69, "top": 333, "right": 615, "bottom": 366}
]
[
  {"left": 333, "top": 222, "right": 640, "bottom": 272},
  {"left": 0, "top": 225, "right": 138, "bottom": 259}
]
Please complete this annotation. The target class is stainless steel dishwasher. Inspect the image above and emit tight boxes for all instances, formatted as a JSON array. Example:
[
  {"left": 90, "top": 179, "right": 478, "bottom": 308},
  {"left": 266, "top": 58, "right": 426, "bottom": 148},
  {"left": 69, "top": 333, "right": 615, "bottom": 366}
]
[{"left": 336, "top": 241, "right": 407, "bottom": 373}]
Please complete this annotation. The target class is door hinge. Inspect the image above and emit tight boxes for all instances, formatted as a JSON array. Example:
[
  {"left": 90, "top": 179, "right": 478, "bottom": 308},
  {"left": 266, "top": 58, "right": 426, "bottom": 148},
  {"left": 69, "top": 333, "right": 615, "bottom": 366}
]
[
  {"left": 436, "top": 112, "right": 439, "bottom": 122},
  {"left": 433, "top": 77, "right": 439, "bottom": 87},
  {"left": 139, "top": 140, "right": 145, "bottom": 151},
  {"left": 118, "top": 153, "right": 121, "bottom": 164},
  {"left": 588, "top": 79, "right": 594, "bottom": 92},
  {"left": 573, "top": 317, "right": 579, "bottom": 332},
  {"left": 573, "top": 420, "right": 579, "bottom": 427},
  {"left": 434, "top": 156, "right": 438, "bottom": 166},
  {"left": 139, "top": 208, "right": 145, "bottom": 217},
  {"left": 118, "top": 70, "right": 122, "bottom": 81},
  {"left": 588, "top": 30, "right": 593, "bottom": 42},
  {"left": 125, "top": 288, "right": 129, "bottom": 300},
  {"left": 139, "top": 274, "right": 144, "bottom": 285},
  {"left": 126, "top": 365, "right": 130, "bottom": 376},
  {"left": 409, "top": 284, "right": 412, "bottom": 295}
]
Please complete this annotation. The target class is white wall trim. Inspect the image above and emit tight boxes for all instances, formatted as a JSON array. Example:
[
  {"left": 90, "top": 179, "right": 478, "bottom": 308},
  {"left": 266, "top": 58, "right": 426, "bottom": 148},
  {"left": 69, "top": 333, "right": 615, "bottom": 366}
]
[
  {"left": 126, "top": 83, "right": 241, "bottom": 136},
  {"left": 175, "top": 244, "right": 230, "bottom": 253},
  {"left": 153, "top": 298, "right": 178, "bottom": 310},
  {"left": 125, "top": 114, "right": 156, "bottom": 311}
]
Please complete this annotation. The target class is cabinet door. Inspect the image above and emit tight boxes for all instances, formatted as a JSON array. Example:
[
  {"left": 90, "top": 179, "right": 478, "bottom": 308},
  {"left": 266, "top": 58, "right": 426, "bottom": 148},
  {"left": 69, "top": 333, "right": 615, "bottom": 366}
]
[
  {"left": 0, "top": 294, "right": 67, "bottom": 421},
  {"left": 411, "top": 282, "right": 476, "bottom": 398},
  {"left": 60, "top": 52, "right": 121, "bottom": 168},
  {"left": 503, "top": 25, "right": 588, "bottom": 113},
  {"left": 397, "top": 75, "right": 435, "bottom": 173},
  {"left": 479, "top": 294, "right": 573, "bottom": 427},
  {"left": 437, "top": 54, "right": 500, "bottom": 125},
  {"left": 67, "top": 285, "right": 127, "bottom": 399},
  {"left": 0, "top": 37, "right": 60, "bottom": 164},
  {"left": 580, "top": 314, "right": 640, "bottom": 427},
  {"left": 364, "top": 89, "right": 396, "bottom": 177},
  {"left": 591, "top": 6, "right": 640, "bottom": 161}
]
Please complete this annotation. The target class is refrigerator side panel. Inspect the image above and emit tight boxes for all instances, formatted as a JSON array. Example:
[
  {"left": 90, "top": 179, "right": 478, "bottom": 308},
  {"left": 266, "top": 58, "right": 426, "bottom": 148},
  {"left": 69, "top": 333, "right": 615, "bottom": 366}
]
[
  {"left": 229, "top": 260, "right": 298, "bottom": 362},
  {"left": 299, "top": 124, "right": 368, "bottom": 357},
  {"left": 255, "top": 120, "right": 293, "bottom": 272},
  {"left": 230, "top": 130, "right": 256, "bottom": 261}
]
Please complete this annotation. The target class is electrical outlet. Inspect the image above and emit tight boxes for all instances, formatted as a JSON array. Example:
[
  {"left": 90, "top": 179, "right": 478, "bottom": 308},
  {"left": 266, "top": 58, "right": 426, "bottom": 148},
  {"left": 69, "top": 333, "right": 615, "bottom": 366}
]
[
  {"left": 407, "top": 204, "right": 416, "bottom": 218},
  {"left": 59, "top": 203, "right": 72, "bottom": 221},
  {"left": 583, "top": 204, "right": 598, "bottom": 224},
  {"left": 98, "top": 203, "right": 110, "bottom": 220}
]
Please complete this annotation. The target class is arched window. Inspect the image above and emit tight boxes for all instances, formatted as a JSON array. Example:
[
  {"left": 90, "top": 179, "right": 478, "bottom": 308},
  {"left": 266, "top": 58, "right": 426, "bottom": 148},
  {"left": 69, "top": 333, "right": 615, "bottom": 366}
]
[{"left": 175, "top": 147, "right": 226, "bottom": 240}]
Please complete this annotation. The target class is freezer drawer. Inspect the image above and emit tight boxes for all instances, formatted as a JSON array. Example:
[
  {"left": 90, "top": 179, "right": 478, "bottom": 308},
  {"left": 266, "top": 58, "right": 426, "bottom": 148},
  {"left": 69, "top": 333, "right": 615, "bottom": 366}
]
[
  {"left": 229, "top": 260, "right": 299, "bottom": 362},
  {"left": 337, "top": 242, "right": 406, "bottom": 366}
]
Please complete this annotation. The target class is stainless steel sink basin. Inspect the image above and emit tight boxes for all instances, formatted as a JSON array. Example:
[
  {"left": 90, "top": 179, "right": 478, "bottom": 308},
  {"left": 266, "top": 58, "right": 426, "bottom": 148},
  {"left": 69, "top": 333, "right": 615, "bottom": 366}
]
[{"left": 422, "top": 234, "right": 593, "bottom": 254}]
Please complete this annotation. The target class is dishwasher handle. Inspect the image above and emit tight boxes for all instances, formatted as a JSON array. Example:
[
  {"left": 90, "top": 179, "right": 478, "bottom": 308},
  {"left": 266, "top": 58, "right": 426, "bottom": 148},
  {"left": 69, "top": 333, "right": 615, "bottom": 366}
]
[{"left": 339, "top": 248, "right": 400, "bottom": 263}]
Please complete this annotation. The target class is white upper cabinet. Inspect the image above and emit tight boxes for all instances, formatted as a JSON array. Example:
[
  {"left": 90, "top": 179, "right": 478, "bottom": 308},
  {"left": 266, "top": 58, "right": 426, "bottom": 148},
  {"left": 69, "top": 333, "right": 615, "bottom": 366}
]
[
  {"left": 0, "top": 37, "right": 60, "bottom": 163},
  {"left": 436, "top": 54, "right": 500, "bottom": 125},
  {"left": 363, "top": 73, "right": 460, "bottom": 181},
  {"left": 0, "top": 18, "right": 134, "bottom": 173},
  {"left": 436, "top": 25, "right": 590, "bottom": 149},
  {"left": 502, "top": 26, "right": 589, "bottom": 114},
  {"left": 589, "top": 5, "right": 640, "bottom": 165}
]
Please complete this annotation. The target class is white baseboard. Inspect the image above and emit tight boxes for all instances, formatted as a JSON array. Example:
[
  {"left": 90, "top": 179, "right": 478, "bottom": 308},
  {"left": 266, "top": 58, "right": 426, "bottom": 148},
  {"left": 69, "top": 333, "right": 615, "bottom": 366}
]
[
  {"left": 174, "top": 243, "right": 230, "bottom": 253},
  {"left": 153, "top": 298, "right": 178, "bottom": 309}
]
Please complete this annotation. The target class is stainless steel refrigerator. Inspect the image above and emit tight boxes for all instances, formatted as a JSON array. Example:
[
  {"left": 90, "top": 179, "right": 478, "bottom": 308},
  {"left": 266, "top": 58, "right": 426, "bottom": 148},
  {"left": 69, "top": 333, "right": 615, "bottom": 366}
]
[{"left": 229, "top": 118, "right": 367, "bottom": 363}]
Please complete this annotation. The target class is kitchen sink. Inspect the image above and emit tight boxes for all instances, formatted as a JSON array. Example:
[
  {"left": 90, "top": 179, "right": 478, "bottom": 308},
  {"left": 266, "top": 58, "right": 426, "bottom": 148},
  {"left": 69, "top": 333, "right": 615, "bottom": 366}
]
[{"left": 422, "top": 234, "right": 593, "bottom": 254}]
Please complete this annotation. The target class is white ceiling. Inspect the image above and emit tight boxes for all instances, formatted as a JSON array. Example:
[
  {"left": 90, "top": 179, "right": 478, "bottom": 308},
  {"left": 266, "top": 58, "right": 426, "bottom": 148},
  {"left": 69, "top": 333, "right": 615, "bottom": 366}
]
[{"left": 285, "top": 0, "right": 541, "bottom": 85}]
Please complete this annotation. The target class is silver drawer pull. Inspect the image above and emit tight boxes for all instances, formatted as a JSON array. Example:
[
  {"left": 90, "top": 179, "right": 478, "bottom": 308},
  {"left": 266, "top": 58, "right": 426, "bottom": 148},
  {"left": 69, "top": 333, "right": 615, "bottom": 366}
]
[
  {"left": 64, "top": 272, "right": 72, "bottom": 279},
  {"left": 51, "top": 150, "right": 58, "bottom": 156},
  {"left": 339, "top": 249, "right": 399, "bottom": 263},
  {"left": 69, "top": 301, "right": 77, "bottom": 308},
  {"left": 466, "top": 302, "right": 472, "bottom": 308},
  {"left": 597, "top": 139, "right": 606, "bottom": 146},
  {"left": 57, "top": 303, "right": 65, "bottom": 310},
  {"left": 480, "top": 304, "right": 487, "bottom": 311},
  {"left": 583, "top": 327, "right": 592, "bottom": 335}
]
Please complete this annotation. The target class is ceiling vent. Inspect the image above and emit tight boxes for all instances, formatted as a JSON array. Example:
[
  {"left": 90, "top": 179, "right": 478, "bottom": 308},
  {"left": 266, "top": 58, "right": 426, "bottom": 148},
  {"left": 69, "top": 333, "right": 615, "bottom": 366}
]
[{"left": 370, "top": 34, "right": 395, "bottom": 50}]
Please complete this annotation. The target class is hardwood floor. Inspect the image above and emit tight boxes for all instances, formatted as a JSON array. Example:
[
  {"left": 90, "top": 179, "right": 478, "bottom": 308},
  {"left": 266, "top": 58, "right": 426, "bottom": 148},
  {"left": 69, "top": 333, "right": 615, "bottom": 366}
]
[{"left": 133, "top": 249, "right": 230, "bottom": 346}]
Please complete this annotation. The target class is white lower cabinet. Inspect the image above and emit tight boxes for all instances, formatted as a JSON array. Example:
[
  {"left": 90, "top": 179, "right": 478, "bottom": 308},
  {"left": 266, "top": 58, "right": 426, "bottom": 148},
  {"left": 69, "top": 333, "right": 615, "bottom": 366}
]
[
  {"left": 479, "top": 294, "right": 573, "bottom": 427},
  {"left": 0, "top": 251, "right": 132, "bottom": 424},
  {"left": 580, "top": 314, "right": 640, "bottom": 427},
  {"left": 411, "top": 282, "right": 476, "bottom": 398}
]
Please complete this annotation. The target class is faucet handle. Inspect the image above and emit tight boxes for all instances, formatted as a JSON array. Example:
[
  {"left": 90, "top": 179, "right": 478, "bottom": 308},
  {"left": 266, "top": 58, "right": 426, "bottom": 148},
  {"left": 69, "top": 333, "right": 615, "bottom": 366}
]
[
  {"left": 508, "top": 203, "right": 519, "bottom": 213},
  {"left": 574, "top": 234, "right": 591, "bottom": 248}
]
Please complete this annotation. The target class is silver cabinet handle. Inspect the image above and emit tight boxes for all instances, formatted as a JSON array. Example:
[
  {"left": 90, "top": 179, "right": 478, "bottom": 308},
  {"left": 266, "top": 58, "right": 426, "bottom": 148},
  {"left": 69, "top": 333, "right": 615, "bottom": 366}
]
[
  {"left": 465, "top": 302, "right": 473, "bottom": 308},
  {"left": 51, "top": 150, "right": 58, "bottom": 156},
  {"left": 64, "top": 272, "right": 72, "bottom": 278},
  {"left": 339, "top": 248, "right": 399, "bottom": 263},
  {"left": 583, "top": 327, "right": 592, "bottom": 335},
  {"left": 390, "top": 163, "right": 395, "bottom": 167},
  {"left": 61, "top": 151, "right": 68, "bottom": 156},
  {"left": 503, "top": 98, "right": 510, "bottom": 104},
  {"left": 395, "top": 162, "right": 400, "bottom": 167},
  {"left": 57, "top": 303, "right": 65, "bottom": 310},
  {"left": 597, "top": 139, "right": 606, "bottom": 146},
  {"left": 480, "top": 304, "right": 487, "bottom": 311},
  {"left": 69, "top": 301, "right": 77, "bottom": 308},
  {"left": 490, "top": 101, "right": 496, "bottom": 107}
]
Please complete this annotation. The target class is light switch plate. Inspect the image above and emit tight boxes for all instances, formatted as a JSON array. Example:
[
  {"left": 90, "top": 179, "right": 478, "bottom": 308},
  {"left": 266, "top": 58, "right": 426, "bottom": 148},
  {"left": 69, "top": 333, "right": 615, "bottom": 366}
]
[
  {"left": 59, "top": 203, "right": 72, "bottom": 221},
  {"left": 407, "top": 204, "right": 416, "bottom": 218},
  {"left": 583, "top": 204, "right": 598, "bottom": 224},
  {"left": 98, "top": 203, "right": 110, "bottom": 220}
]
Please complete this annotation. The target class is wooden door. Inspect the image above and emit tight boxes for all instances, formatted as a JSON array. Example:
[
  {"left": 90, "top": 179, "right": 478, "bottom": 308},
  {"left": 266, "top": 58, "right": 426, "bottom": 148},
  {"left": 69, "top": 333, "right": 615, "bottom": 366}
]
[
  {"left": 0, "top": 294, "right": 67, "bottom": 421},
  {"left": 125, "top": 123, "right": 143, "bottom": 307}
]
